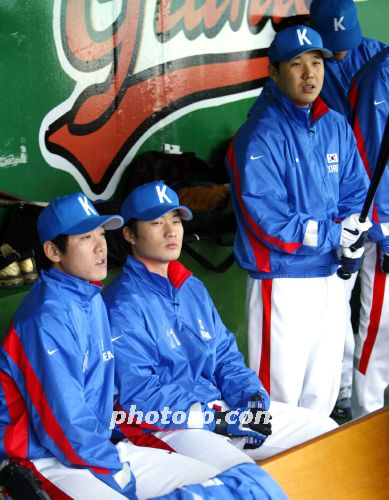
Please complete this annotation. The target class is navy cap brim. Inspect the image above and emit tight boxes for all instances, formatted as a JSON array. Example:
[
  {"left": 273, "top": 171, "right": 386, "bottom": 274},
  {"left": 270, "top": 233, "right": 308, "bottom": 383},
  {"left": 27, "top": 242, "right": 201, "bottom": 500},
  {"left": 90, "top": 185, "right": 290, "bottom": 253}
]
[
  {"left": 133, "top": 205, "right": 193, "bottom": 222},
  {"left": 320, "top": 23, "right": 362, "bottom": 52},
  {"left": 61, "top": 214, "right": 124, "bottom": 236}
]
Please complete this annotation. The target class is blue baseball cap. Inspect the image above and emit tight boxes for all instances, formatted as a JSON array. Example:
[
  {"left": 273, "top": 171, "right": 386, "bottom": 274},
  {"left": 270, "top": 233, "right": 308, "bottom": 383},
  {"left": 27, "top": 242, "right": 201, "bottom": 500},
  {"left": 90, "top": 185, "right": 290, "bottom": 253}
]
[
  {"left": 310, "top": 0, "right": 362, "bottom": 52},
  {"left": 38, "top": 192, "right": 123, "bottom": 243},
  {"left": 268, "top": 25, "right": 332, "bottom": 64},
  {"left": 121, "top": 181, "right": 193, "bottom": 223}
]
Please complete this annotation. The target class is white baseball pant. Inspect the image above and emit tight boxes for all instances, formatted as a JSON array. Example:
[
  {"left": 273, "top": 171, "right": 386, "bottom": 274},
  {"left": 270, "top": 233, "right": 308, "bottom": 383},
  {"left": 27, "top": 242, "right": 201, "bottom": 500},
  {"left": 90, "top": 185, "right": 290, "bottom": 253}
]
[
  {"left": 23, "top": 441, "right": 220, "bottom": 499},
  {"left": 352, "top": 241, "right": 389, "bottom": 417},
  {"left": 151, "top": 401, "right": 337, "bottom": 470},
  {"left": 247, "top": 274, "right": 347, "bottom": 415}
]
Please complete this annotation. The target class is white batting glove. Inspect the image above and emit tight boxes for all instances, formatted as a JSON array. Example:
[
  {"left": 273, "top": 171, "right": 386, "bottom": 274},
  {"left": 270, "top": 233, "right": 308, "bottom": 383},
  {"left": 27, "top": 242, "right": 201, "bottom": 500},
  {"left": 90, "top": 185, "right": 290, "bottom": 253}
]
[{"left": 340, "top": 214, "right": 372, "bottom": 248}]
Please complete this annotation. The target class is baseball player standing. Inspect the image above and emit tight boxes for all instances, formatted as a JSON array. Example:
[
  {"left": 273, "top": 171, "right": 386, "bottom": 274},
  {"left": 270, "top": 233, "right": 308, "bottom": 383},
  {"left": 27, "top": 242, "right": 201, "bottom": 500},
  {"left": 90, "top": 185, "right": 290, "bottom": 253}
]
[
  {"left": 226, "top": 25, "right": 371, "bottom": 416},
  {"left": 348, "top": 47, "right": 389, "bottom": 417},
  {"left": 0, "top": 192, "right": 285, "bottom": 499},
  {"left": 310, "top": 0, "right": 387, "bottom": 418}
]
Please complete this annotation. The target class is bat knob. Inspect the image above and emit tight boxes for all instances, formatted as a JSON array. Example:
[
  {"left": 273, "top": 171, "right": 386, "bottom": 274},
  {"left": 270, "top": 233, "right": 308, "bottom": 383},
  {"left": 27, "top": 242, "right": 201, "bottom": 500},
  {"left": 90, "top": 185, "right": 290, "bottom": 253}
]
[{"left": 337, "top": 267, "right": 351, "bottom": 280}]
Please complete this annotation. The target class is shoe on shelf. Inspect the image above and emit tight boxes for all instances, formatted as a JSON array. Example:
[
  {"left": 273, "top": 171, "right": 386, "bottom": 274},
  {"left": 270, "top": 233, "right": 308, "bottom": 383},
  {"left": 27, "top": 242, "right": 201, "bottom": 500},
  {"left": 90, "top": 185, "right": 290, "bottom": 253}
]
[
  {"left": 0, "top": 254, "right": 24, "bottom": 288},
  {"left": 18, "top": 249, "right": 39, "bottom": 284},
  {"left": 331, "top": 386, "right": 352, "bottom": 419},
  {"left": 0, "top": 243, "right": 39, "bottom": 286}
]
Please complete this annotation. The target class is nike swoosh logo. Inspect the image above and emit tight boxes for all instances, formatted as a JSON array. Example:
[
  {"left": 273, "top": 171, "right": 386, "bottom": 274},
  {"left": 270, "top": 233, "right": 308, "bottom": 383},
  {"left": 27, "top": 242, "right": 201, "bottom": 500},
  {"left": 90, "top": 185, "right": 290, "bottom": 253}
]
[
  {"left": 374, "top": 100, "right": 385, "bottom": 106},
  {"left": 344, "top": 228, "right": 359, "bottom": 235},
  {"left": 112, "top": 335, "right": 123, "bottom": 342},
  {"left": 250, "top": 154, "right": 264, "bottom": 160},
  {"left": 47, "top": 349, "right": 59, "bottom": 355}
]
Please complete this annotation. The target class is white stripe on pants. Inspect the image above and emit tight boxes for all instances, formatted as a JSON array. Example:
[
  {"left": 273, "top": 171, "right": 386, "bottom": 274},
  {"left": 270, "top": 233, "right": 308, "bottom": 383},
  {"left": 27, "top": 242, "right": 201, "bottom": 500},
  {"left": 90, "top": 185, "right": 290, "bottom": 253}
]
[{"left": 247, "top": 274, "right": 347, "bottom": 415}]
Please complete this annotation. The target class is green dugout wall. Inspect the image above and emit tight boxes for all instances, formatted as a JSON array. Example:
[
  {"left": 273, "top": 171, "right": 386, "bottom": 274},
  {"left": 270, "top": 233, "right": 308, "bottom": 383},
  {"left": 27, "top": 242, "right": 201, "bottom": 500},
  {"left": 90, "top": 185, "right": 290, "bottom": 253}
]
[{"left": 0, "top": 0, "right": 388, "bottom": 353}]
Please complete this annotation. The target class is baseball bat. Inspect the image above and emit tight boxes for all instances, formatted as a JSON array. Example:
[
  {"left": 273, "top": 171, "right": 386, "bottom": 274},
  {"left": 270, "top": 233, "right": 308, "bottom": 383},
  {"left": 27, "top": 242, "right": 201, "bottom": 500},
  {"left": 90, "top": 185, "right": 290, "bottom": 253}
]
[{"left": 338, "top": 113, "right": 389, "bottom": 279}]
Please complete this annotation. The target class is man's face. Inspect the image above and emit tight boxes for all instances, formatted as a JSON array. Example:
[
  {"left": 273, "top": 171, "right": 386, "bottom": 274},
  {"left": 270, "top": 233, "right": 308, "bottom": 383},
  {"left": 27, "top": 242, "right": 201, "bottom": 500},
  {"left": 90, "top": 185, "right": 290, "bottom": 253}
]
[
  {"left": 53, "top": 227, "right": 108, "bottom": 282},
  {"left": 270, "top": 50, "right": 324, "bottom": 106},
  {"left": 125, "top": 210, "right": 183, "bottom": 276}
]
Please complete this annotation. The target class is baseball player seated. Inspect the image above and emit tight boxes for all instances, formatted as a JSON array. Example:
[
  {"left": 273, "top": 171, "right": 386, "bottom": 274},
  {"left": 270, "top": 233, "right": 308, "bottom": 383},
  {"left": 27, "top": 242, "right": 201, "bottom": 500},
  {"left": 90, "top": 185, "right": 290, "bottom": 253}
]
[
  {"left": 103, "top": 181, "right": 338, "bottom": 471},
  {"left": 0, "top": 192, "right": 286, "bottom": 500}
]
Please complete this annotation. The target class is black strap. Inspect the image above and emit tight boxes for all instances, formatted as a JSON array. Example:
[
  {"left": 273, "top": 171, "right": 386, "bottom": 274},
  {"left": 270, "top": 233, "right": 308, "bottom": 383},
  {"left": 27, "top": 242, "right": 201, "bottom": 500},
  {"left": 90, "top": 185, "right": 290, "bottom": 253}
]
[{"left": 0, "top": 462, "right": 50, "bottom": 499}]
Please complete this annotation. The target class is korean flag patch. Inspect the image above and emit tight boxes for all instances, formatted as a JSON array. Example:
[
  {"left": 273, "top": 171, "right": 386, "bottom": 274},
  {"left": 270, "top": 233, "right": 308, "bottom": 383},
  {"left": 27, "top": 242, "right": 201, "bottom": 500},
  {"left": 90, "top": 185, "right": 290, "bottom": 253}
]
[{"left": 327, "top": 153, "right": 338, "bottom": 163}]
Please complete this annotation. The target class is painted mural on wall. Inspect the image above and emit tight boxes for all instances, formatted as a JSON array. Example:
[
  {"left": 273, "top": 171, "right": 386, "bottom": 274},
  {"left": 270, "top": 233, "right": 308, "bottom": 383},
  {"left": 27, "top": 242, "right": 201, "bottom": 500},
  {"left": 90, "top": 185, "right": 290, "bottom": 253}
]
[{"left": 40, "top": 0, "right": 309, "bottom": 199}]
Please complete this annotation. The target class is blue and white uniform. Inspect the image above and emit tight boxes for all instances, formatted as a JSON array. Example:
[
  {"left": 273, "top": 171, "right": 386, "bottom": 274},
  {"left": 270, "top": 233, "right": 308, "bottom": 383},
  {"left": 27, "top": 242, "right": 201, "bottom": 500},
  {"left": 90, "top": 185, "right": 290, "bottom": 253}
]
[
  {"left": 349, "top": 47, "right": 389, "bottom": 417},
  {"left": 0, "top": 268, "right": 284, "bottom": 499},
  {"left": 319, "top": 37, "right": 386, "bottom": 406},
  {"left": 226, "top": 88, "right": 369, "bottom": 414},
  {"left": 104, "top": 256, "right": 337, "bottom": 470},
  {"left": 248, "top": 40, "right": 385, "bottom": 402}
]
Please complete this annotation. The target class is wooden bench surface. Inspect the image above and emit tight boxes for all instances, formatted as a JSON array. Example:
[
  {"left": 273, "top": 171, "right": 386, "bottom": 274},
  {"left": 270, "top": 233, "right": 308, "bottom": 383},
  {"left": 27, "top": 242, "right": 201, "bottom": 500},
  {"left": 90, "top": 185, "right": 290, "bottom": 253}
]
[{"left": 260, "top": 407, "right": 389, "bottom": 499}]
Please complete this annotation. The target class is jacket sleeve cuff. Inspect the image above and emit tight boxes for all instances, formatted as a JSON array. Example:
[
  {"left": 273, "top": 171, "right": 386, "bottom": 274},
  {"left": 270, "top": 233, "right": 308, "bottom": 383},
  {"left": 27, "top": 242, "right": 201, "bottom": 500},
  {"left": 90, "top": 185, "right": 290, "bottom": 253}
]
[
  {"left": 303, "top": 220, "right": 318, "bottom": 247},
  {"left": 187, "top": 402, "right": 216, "bottom": 429}
]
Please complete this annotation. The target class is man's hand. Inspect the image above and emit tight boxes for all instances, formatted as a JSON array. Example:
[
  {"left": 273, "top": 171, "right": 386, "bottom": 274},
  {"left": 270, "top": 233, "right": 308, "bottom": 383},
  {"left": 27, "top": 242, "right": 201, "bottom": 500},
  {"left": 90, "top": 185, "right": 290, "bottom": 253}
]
[
  {"left": 340, "top": 214, "right": 372, "bottom": 248},
  {"left": 214, "top": 408, "right": 272, "bottom": 449},
  {"left": 243, "top": 392, "right": 271, "bottom": 449},
  {"left": 339, "top": 246, "right": 365, "bottom": 274}
]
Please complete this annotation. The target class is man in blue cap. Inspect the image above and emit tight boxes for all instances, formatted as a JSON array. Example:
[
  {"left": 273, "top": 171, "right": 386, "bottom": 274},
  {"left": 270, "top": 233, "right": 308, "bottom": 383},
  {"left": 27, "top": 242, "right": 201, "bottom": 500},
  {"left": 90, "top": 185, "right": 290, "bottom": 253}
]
[
  {"left": 310, "top": 0, "right": 387, "bottom": 420},
  {"left": 348, "top": 48, "right": 389, "bottom": 418},
  {"left": 103, "top": 181, "right": 337, "bottom": 473},
  {"left": 310, "top": 0, "right": 386, "bottom": 121},
  {"left": 0, "top": 192, "right": 286, "bottom": 499},
  {"left": 226, "top": 25, "right": 371, "bottom": 416}
]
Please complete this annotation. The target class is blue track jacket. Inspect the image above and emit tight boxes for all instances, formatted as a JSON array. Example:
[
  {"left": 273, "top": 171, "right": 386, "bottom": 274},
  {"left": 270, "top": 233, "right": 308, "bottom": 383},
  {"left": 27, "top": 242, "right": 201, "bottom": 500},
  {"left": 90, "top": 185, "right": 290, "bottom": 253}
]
[
  {"left": 350, "top": 47, "right": 389, "bottom": 253},
  {"left": 321, "top": 37, "right": 386, "bottom": 120},
  {"left": 249, "top": 37, "right": 386, "bottom": 122},
  {"left": 103, "top": 257, "right": 268, "bottom": 432},
  {"left": 0, "top": 269, "right": 135, "bottom": 497},
  {"left": 226, "top": 88, "right": 369, "bottom": 279}
]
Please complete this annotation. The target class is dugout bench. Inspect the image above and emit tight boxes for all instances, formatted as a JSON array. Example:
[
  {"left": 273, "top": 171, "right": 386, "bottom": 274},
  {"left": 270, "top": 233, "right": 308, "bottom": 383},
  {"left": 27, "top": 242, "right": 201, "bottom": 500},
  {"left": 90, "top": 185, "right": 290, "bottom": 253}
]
[{"left": 260, "top": 406, "right": 389, "bottom": 499}]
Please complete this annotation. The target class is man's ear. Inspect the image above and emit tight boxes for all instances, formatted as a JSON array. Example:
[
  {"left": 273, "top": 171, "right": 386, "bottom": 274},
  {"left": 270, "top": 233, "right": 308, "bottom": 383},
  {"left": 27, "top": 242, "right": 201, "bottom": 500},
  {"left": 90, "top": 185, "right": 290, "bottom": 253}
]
[
  {"left": 43, "top": 241, "right": 61, "bottom": 263},
  {"left": 268, "top": 63, "right": 278, "bottom": 82},
  {"left": 123, "top": 226, "right": 135, "bottom": 245}
]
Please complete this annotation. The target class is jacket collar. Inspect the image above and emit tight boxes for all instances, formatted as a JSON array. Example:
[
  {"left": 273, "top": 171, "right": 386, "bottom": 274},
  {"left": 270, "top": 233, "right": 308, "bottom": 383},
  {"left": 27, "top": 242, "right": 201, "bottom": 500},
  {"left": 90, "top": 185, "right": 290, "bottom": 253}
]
[
  {"left": 124, "top": 255, "right": 192, "bottom": 291},
  {"left": 274, "top": 87, "right": 330, "bottom": 126},
  {"left": 40, "top": 268, "right": 102, "bottom": 303}
]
